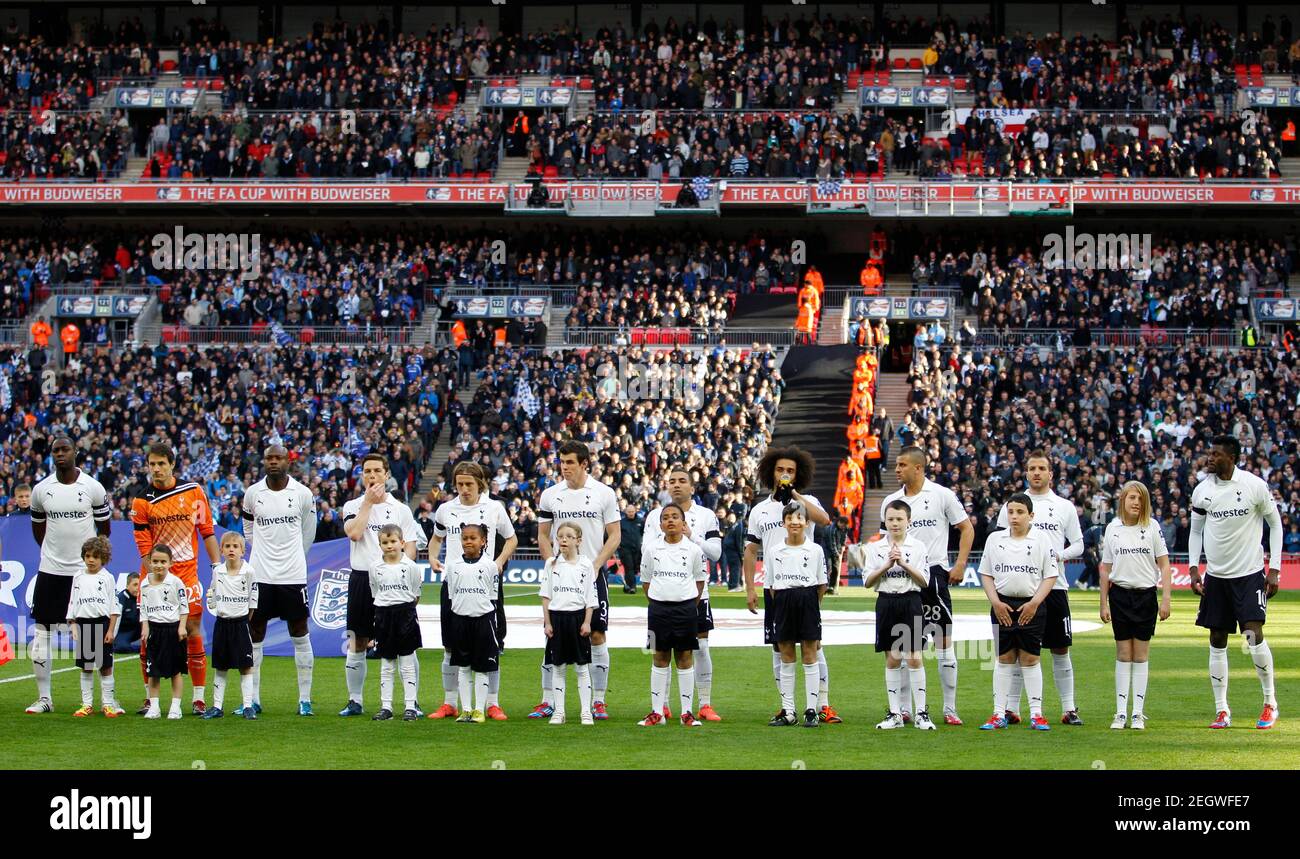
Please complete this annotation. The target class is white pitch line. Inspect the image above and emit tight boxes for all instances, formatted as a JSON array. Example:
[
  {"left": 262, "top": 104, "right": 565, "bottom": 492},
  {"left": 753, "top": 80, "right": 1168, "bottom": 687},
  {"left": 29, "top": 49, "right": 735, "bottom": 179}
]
[{"left": 0, "top": 666, "right": 79, "bottom": 684}]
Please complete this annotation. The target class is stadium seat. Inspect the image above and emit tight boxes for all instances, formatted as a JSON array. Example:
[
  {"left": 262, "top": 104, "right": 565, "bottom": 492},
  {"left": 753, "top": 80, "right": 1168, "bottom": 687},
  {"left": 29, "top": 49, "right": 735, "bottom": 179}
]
[
  {"left": 908, "top": 58, "right": 922, "bottom": 70},
  {"left": 892, "top": 58, "right": 906, "bottom": 70},
  {"left": 629, "top": 327, "right": 645, "bottom": 345}
]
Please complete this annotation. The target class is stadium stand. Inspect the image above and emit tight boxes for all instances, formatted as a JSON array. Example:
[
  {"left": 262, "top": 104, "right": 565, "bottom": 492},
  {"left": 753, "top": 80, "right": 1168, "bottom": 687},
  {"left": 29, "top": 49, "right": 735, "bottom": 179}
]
[{"left": 900, "top": 340, "right": 1300, "bottom": 549}]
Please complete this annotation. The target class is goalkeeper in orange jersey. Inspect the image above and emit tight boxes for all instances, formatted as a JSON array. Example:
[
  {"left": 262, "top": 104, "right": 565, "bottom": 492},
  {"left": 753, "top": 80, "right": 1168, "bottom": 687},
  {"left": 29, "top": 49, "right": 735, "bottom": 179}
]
[{"left": 130, "top": 441, "right": 220, "bottom": 716}]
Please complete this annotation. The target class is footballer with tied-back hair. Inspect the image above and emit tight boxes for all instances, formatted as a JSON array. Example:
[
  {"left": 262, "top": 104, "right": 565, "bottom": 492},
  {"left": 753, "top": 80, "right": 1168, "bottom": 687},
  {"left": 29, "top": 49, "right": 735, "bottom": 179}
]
[{"left": 744, "top": 445, "right": 840, "bottom": 723}]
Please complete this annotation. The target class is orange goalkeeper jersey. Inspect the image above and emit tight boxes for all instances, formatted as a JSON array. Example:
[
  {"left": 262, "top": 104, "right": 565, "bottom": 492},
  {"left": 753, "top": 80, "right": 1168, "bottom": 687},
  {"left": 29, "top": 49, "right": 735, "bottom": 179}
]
[{"left": 131, "top": 481, "right": 215, "bottom": 579}]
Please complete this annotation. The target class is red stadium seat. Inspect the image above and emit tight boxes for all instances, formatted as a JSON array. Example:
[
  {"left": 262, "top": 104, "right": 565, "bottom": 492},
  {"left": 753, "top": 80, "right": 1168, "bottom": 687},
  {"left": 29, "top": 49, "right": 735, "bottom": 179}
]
[
  {"left": 161, "top": 325, "right": 177, "bottom": 343},
  {"left": 630, "top": 328, "right": 645, "bottom": 345},
  {"left": 892, "top": 58, "right": 906, "bottom": 70},
  {"left": 908, "top": 58, "right": 922, "bottom": 70},
  {"left": 674, "top": 328, "right": 690, "bottom": 345},
  {"left": 299, "top": 327, "right": 315, "bottom": 344},
  {"left": 644, "top": 329, "right": 661, "bottom": 345}
]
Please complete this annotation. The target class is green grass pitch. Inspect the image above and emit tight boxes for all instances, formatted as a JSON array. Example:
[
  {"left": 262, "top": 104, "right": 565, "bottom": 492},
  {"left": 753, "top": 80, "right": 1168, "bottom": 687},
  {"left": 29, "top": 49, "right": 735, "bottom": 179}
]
[{"left": 4, "top": 588, "right": 1297, "bottom": 770}]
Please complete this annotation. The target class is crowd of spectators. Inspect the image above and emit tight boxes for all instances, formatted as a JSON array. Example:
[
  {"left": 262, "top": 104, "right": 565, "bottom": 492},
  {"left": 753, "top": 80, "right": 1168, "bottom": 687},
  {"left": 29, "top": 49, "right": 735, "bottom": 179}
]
[
  {"left": 966, "top": 17, "right": 1299, "bottom": 112},
  {"left": 0, "top": 341, "right": 458, "bottom": 537},
  {"left": 933, "top": 109, "right": 1282, "bottom": 180},
  {"left": 429, "top": 342, "right": 784, "bottom": 560},
  {"left": 899, "top": 338, "right": 1300, "bottom": 557},
  {"left": 0, "top": 110, "right": 129, "bottom": 179},
  {"left": 142, "top": 108, "right": 500, "bottom": 180},
  {"left": 905, "top": 233, "right": 1294, "bottom": 330}
]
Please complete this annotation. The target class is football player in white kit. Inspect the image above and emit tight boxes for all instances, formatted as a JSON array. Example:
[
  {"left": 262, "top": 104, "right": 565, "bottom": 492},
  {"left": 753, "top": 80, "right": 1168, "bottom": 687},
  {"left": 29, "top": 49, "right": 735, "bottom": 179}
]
[
  {"left": 532, "top": 441, "right": 621, "bottom": 720},
  {"left": 642, "top": 467, "right": 723, "bottom": 720},
  {"left": 993, "top": 451, "right": 1085, "bottom": 725},
  {"left": 1189, "top": 435, "right": 1282, "bottom": 730},
  {"left": 242, "top": 445, "right": 318, "bottom": 716},
  {"left": 339, "top": 453, "right": 422, "bottom": 716},
  {"left": 25, "top": 436, "right": 112, "bottom": 714},
  {"left": 743, "top": 446, "right": 839, "bottom": 723},
  {"left": 427, "top": 461, "right": 517, "bottom": 720},
  {"left": 880, "top": 446, "right": 974, "bottom": 726}
]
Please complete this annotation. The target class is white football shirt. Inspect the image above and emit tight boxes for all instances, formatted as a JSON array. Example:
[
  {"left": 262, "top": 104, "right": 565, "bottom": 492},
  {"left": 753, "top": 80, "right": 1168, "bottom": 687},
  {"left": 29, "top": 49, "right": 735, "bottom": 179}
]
[
  {"left": 444, "top": 554, "right": 498, "bottom": 617},
  {"left": 66, "top": 572, "right": 121, "bottom": 620},
  {"left": 996, "top": 489, "right": 1084, "bottom": 591},
  {"left": 369, "top": 557, "right": 424, "bottom": 607},
  {"left": 538, "top": 475, "right": 620, "bottom": 563},
  {"left": 863, "top": 535, "right": 930, "bottom": 594},
  {"left": 979, "top": 530, "right": 1058, "bottom": 598},
  {"left": 140, "top": 573, "right": 188, "bottom": 624},
  {"left": 880, "top": 479, "right": 968, "bottom": 570},
  {"left": 1101, "top": 519, "right": 1168, "bottom": 590},
  {"left": 643, "top": 501, "right": 721, "bottom": 599},
  {"left": 342, "top": 493, "right": 423, "bottom": 571},
  {"left": 242, "top": 477, "right": 317, "bottom": 585},
  {"left": 640, "top": 538, "right": 706, "bottom": 602},
  {"left": 766, "top": 539, "right": 827, "bottom": 591},
  {"left": 433, "top": 496, "right": 516, "bottom": 566},
  {"left": 539, "top": 555, "right": 599, "bottom": 613},
  {"left": 206, "top": 565, "right": 254, "bottom": 618},
  {"left": 746, "top": 493, "right": 827, "bottom": 587},
  {"left": 30, "top": 471, "right": 111, "bottom": 576},
  {"left": 1189, "top": 467, "right": 1284, "bottom": 579}
]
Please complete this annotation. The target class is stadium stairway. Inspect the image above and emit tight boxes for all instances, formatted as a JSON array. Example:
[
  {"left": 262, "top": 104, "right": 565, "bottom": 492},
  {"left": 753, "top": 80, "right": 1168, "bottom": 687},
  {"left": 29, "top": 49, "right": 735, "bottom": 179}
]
[
  {"left": 411, "top": 384, "right": 476, "bottom": 509},
  {"left": 769, "top": 344, "right": 857, "bottom": 507},
  {"left": 861, "top": 368, "right": 910, "bottom": 530},
  {"left": 817, "top": 305, "right": 843, "bottom": 345}
]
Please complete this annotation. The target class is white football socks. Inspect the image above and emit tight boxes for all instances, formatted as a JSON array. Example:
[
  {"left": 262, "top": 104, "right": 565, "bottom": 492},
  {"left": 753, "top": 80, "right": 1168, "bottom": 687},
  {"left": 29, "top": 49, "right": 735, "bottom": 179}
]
[
  {"left": 539, "top": 660, "right": 552, "bottom": 705},
  {"left": 1250, "top": 641, "right": 1276, "bottom": 706},
  {"left": 936, "top": 646, "right": 958, "bottom": 714},
  {"left": 1004, "top": 663, "right": 1024, "bottom": 714},
  {"left": 817, "top": 649, "right": 829, "bottom": 708},
  {"left": 443, "top": 652, "right": 459, "bottom": 706},
  {"left": 993, "top": 662, "right": 1011, "bottom": 717},
  {"left": 591, "top": 644, "right": 610, "bottom": 704},
  {"left": 908, "top": 665, "right": 928, "bottom": 715},
  {"left": 251, "top": 641, "right": 264, "bottom": 701},
  {"left": 1023, "top": 662, "right": 1044, "bottom": 718},
  {"left": 399, "top": 653, "right": 418, "bottom": 711},
  {"left": 100, "top": 672, "right": 115, "bottom": 708},
  {"left": 1115, "top": 660, "right": 1131, "bottom": 716},
  {"left": 803, "top": 662, "right": 820, "bottom": 713},
  {"left": 650, "top": 664, "right": 669, "bottom": 715},
  {"left": 381, "top": 659, "right": 396, "bottom": 710},
  {"left": 696, "top": 639, "right": 713, "bottom": 705},
  {"left": 32, "top": 626, "right": 52, "bottom": 700},
  {"left": 551, "top": 664, "right": 567, "bottom": 716},
  {"left": 290, "top": 634, "right": 314, "bottom": 702},
  {"left": 80, "top": 671, "right": 94, "bottom": 707},
  {"left": 678, "top": 666, "right": 695, "bottom": 716},
  {"left": 1130, "top": 661, "right": 1148, "bottom": 717},
  {"left": 1053, "top": 652, "right": 1076, "bottom": 712},
  {"left": 213, "top": 670, "right": 227, "bottom": 710},
  {"left": 345, "top": 649, "right": 366, "bottom": 704},
  {"left": 576, "top": 664, "right": 593, "bottom": 715},
  {"left": 778, "top": 660, "right": 796, "bottom": 713},
  {"left": 885, "top": 666, "right": 903, "bottom": 715},
  {"left": 487, "top": 669, "right": 500, "bottom": 707},
  {"left": 1209, "top": 646, "right": 1229, "bottom": 713}
]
